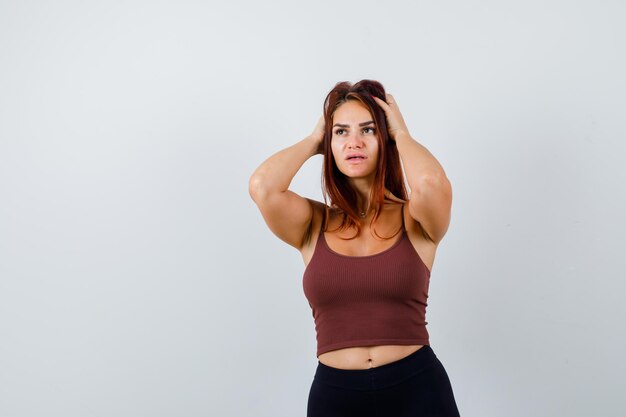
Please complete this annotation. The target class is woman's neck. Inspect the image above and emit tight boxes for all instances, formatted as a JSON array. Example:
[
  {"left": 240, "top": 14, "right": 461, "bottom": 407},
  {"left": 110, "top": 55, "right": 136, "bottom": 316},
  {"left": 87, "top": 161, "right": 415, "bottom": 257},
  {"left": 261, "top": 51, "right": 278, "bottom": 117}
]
[{"left": 355, "top": 190, "right": 396, "bottom": 218}]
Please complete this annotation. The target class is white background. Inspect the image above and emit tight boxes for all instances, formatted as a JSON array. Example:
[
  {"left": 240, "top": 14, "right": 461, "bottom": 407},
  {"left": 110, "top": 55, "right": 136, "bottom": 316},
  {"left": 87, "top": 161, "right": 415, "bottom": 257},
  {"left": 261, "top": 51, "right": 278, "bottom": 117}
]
[{"left": 1, "top": 1, "right": 624, "bottom": 416}]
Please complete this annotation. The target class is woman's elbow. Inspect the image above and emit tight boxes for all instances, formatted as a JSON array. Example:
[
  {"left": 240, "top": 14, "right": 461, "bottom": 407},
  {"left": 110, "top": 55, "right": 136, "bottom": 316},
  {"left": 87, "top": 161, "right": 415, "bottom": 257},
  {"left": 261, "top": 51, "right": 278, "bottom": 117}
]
[{"left": 248, "top": 174, "right": 266, "bottom": 202}]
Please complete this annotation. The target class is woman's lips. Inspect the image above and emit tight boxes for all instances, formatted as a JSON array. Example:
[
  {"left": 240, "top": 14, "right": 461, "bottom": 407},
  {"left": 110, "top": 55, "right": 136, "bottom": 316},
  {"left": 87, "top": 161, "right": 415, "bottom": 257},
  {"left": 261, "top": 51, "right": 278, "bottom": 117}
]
[{"left": 346, "top": 156, "right": 367, "bottom": 164}]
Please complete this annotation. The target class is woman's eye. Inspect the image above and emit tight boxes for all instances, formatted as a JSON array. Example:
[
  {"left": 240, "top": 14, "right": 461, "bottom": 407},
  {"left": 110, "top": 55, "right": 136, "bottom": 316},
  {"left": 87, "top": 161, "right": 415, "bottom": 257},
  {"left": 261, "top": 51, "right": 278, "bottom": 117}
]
[{"left": 334, "top": 127, "right": 375, "bottom": 135}]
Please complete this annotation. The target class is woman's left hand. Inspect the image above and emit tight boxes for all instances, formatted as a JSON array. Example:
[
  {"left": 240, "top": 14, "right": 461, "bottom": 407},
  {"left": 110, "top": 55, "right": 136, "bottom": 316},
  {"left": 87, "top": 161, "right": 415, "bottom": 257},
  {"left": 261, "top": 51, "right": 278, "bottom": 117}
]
[{"left": 372, "top": 93, "right": 410, "bottom": 141}]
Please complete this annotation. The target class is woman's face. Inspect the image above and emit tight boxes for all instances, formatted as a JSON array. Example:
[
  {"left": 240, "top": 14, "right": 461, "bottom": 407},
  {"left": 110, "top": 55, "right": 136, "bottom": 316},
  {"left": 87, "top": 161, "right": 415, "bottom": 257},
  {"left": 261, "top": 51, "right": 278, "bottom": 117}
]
[{"left": 330, "top": 100, "right": 380, "bottom": 182}]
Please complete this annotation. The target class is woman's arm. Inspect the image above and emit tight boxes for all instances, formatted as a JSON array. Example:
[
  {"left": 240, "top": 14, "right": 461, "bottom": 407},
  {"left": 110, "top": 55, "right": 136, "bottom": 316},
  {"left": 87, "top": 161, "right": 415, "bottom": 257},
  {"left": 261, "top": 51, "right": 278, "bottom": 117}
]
[
  {"left": 373, "top": 94, "right": 452, "bottom": 244},
  {"left": 248, "top": 117, "right": 325, "bottom": 249}
]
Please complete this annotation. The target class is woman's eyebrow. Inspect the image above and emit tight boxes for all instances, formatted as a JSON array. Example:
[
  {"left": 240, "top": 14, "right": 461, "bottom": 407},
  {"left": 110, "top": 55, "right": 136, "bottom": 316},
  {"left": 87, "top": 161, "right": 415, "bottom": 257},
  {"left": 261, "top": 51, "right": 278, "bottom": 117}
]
[{"left": 332, "top": 120, "right": 375, "bottom": 128}]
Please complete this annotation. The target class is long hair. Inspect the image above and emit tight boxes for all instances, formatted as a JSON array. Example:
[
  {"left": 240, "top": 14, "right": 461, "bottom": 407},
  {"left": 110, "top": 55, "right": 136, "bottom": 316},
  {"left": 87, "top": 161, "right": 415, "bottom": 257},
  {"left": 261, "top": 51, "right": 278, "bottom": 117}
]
[{"left": 321, "top": 79, "right": 408, "bottom": 239}]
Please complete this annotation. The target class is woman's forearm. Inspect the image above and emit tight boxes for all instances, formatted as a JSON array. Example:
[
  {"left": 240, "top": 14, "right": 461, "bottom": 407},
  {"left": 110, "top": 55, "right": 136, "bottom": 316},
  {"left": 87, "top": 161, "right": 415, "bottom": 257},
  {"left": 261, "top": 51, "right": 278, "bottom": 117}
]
[
  {"left": 394, "top": 131, "right": 448, "bottom": 192},
  {"left": 249, "top": 135, "right": 320, "bottom": 200}
]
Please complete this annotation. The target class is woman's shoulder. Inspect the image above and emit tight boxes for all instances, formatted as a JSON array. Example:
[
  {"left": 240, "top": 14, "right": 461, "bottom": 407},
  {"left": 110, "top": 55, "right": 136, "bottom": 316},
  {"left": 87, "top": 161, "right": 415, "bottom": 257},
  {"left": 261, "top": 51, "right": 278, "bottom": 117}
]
[
  {"left": 299, "top": 200, "right": 333, "bottom": 264},
  {"left": 383, "top": 189, "right": 407, "bottom": 205},
  {"left": 304, "top": 199, "right": 333, "bottom": 215},
  {"left": 301, "top": 199, "right": 332, "bottom": 237}
]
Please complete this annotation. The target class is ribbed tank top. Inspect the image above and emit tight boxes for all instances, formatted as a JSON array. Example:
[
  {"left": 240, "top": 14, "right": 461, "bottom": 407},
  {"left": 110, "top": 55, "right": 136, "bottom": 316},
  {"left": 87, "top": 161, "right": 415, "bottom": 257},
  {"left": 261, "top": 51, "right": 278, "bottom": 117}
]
[{"left": 302, "top": 204, "right": 431, "bottom": 358}]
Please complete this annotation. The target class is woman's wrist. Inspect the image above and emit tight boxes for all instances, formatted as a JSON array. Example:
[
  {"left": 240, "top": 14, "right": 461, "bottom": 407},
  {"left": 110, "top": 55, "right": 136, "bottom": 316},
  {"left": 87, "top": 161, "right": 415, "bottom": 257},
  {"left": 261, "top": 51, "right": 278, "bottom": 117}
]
[
  {"left": 391, "top": 129, "right": 412, "bottom": 143},
  {"left": 305, "top": 134, "right": 324, "bottom": 155}
]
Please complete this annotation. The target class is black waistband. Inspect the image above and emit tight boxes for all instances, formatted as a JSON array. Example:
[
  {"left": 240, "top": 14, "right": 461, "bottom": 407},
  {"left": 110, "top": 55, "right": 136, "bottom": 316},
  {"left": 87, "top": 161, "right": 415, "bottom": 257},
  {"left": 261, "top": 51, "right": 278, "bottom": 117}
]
[{"left": 313, "top": 345, "right": 438, "bottom": 391}]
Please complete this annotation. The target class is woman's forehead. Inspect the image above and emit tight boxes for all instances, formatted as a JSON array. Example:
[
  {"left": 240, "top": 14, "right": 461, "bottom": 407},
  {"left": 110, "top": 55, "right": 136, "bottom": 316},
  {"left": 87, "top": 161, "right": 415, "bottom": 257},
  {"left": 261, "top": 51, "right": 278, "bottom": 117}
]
[{"left": 333, "top": 101, "right": 373, "bottom": 124}]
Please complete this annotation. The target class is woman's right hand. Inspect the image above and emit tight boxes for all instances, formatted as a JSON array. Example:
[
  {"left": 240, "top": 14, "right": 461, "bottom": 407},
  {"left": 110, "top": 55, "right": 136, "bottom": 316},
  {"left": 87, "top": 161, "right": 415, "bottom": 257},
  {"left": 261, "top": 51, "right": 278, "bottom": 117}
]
[{"left": 310, "top": 115, "right": 326, "bottom": 155}]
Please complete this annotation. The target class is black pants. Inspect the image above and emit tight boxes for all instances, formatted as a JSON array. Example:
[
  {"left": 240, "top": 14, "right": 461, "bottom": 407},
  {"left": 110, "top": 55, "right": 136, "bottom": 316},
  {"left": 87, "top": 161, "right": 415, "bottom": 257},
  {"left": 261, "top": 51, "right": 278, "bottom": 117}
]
[{"left": 307, "top": 345, "right": 460, "bottom": 417}]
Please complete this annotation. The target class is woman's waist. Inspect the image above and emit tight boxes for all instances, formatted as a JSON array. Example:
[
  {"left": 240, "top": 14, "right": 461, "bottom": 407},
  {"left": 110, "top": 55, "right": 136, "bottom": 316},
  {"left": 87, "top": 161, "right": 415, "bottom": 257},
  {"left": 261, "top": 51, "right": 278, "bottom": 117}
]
[{"left": 318, "top": 344, "right": 425, "bottom": 370}]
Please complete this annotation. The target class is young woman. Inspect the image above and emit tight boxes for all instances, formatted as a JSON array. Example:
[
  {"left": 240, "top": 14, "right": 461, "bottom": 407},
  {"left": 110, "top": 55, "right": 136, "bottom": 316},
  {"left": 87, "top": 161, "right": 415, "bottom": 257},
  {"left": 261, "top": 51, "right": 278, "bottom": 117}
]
[{"left": 249, "top": 80, "right": 460, "bottom": 416}]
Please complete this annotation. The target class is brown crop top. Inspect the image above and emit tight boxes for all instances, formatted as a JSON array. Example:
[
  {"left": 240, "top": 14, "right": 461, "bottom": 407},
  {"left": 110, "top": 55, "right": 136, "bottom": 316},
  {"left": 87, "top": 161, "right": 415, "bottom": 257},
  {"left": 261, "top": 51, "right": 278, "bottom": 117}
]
[{"left": 302, "top": 203, "right": 431, "bottom": 358}]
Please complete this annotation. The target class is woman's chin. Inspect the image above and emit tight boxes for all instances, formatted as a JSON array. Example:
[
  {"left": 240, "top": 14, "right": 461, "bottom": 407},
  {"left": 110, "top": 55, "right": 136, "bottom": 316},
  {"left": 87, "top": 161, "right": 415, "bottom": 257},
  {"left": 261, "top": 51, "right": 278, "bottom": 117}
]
[
  {"left": 342, "top": 171, "right": 376, "bottom": 181},
  {"left": 339, "top": 166, "right": 374, "bottom": 176}
]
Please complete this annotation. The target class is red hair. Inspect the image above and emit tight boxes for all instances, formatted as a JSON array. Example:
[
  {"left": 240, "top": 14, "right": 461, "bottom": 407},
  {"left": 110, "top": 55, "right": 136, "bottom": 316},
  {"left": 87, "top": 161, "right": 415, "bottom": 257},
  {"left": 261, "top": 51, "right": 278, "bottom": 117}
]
[{"left": 320, "top": 80, "right": 408, "bottom": 239}]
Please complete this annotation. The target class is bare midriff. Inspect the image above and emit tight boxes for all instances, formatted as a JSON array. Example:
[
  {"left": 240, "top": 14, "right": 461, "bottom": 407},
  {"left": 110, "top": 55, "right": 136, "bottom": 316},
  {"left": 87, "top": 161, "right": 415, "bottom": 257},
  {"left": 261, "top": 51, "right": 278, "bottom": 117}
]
[{"left": 318, "top": 344, "right": 424, "bottom": 370}]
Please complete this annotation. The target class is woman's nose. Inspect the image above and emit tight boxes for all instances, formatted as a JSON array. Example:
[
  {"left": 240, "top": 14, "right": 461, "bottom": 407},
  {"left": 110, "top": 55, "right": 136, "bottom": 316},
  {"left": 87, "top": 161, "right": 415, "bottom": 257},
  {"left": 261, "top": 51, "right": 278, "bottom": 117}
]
[{"left": 347, "top": 133, "right": 364, "bottom": 148}]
